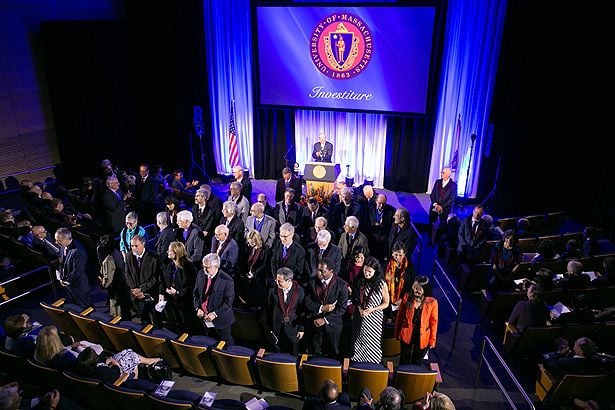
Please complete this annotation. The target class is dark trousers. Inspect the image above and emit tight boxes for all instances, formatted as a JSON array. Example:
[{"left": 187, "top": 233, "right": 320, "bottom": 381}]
[
  {"left": 133, "top": 297, "right": 156, "bottom": 325},
  {"left": 273, "top": 327, "right": 300, "bottom": 356},
  {"left": 312, "top": 323, "right": 342, "bottom": 359},
  {"left": 204, "top": 323, "right": 234, "bottom": 346},
  {"left": 400, "top": 341, "right": 429, "bottom": 365},
  {"left": 67, "top": 286, "right": 91, "bottom": 309}
]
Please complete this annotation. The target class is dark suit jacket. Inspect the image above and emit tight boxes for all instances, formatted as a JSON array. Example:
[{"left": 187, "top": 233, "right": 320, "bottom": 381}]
[
  {"left": 507, "top": 299, "right": 549, "bottom": 332},
  {"left": 273, "top": 201, "right": 302, "bottom": 228},
  {"left": 271, "top": 241, "right": 306, "bottom": 282},
  {"left": 338, "top": 231, "right": 370, "bottom": 260},
  {"left": 545, "top": 356, "right": 601, "bottom": 380},
  {"left": 268, "top": 281, "right": 305, "bottom": 337},
  {"left": 387, "top": 224, "right": 418, "bottom": 259},
  {"left": 125, "top": 250, "right": 159, "bottom": 296},
  {"left": 100, "top": 188, "right": 127, "bottom": 234},
  {"left": 211, "top": 238, "right": 239, "bottom": 276},
  {"left": 193, "top": 203, "right": 221, "bottom": 236},
  {"left": 429, "top": 179, "right": 457, "bottom": 222},
  {"left": 176, "top": 223, "right": 205, "bottom": 264},
  {"left": 60, "top": 240, "right": 91, "bottom": 297},
  {"left": 160, "top": 259, "right": 197, "bottom": 307},
  {"left": 221, "top": 216, "right": 245, "bottom": 250},
  {"left": 155, "top": 226, "right": 175, "bottom": 259},
  {"left": 193, "top": 269, "right": 236, "bottom": 329},
  {"left": 236, "top": 177, "right": 252, "bottom": 203},
  {"left": 275, "top": 177, "right": 303, "bottom": 203},
  {"left": 30, "top": 233, "right": 60, "bottom": 262},
  {"left": 134, "top": 175, "right": 159, "bottom": 206},
  {"left": 305, "top": 276, "right": 349, "bottom": 329},
  {"left": 306, "top": 243, "right": 342, "bottom": 279},
  {"left": 457, "top": 216, "right": 488, "bottom": 261},
  {"left": 300, "top": 205, "right": 330, "bottom": 238},
  {"left": 329, "top": 202, "right": 362, "bottom": 236},
  {"left": 311, "top": 141, "right": 333, "bottom": 163}
]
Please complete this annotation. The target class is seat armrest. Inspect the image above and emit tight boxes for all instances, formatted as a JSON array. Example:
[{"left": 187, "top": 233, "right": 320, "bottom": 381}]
[
  {"left": 114, "top": 372, "right": 130, "bottom": 386},
  {"left": 216, "top": 341, "right": 226, "bottom": 350},
  {"left": 141, "top": 324, "right": 153, "bottom": 334},
  {"left": 537, "top": 364, "right": 556, "bottom": 391},
  {"left": 298, "top": 354, "right": 308, "bottom": 369},
  {"left": 52, "top": 298, "right": 66, "bottom": 307},
  {"left": 80, "top": 307, "right": 94, "bottom": 315},
  {"left": 109, "top": 316, "right": 122, "bottom": 324},
  {"left": 177, "top": 333, "right": 189, "bottom": 342}
]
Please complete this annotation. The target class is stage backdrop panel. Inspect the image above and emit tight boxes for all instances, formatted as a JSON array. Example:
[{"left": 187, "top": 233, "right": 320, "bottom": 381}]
[{"left": 256, "top": 5, "right": 436, "bottom": 114}]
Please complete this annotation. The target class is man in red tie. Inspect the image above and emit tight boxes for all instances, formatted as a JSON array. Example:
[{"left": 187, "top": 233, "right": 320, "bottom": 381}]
[{"left": 193, "top": 253, "right": 236, "bottom": 344}]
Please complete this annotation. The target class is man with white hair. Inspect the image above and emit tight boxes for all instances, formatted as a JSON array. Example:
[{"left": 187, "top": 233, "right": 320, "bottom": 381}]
[
  {"left": 338, "top": 216, "right": 369, "bottom": 262},
  {"left": 211, "top": 224, "right": 239, "bottom": 276},
  {"left": 54, "top": 227, "right": 91, "bottom": 308},
  {"left": 100, "top": 175, "right": 129, "bottom": 234},
  {"left": 329, "top": 187, "right": 361, "bottom": 236},
  {"left": 175, "top": 210, "right": 205, "bottom": 266},
  {"left": 155, "top": 211, "right": 175, "bottom": 259},
  {"left": 194, "top": 253, "right": 236, "bottom": 344},
  {"left": 307, "top": 229, "right": 342, "bottom": 278},
  {"left": 232, "top": 166, "right": 252, "bottom": 204},
  {"left": 271, "top": 223, "right": 306, "bottom": 284},
  {"left": 245, "top": 202, "right": 276, "bottom": 248}
]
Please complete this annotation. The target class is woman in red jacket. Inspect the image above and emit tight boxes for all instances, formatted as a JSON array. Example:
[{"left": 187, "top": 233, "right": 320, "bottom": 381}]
[{"left": 394, "top": 279, "right": 438, "bottom": 364}]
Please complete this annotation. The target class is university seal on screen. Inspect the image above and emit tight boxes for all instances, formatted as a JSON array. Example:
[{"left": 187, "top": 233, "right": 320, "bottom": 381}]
[{"left": 310, "top": 13, "right": 373, "bottom": 79}]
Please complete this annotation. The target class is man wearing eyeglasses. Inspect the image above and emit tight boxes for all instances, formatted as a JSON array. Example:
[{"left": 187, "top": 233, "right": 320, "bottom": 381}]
[
  {"left": 271, "top": 223, "right": 306, "bottom": 285},
  {"left": 193, "top": 253, "right": 236, "bottom": 344},
  {"left": 267, "top": 267, "right": 305, "bottom": 356}
]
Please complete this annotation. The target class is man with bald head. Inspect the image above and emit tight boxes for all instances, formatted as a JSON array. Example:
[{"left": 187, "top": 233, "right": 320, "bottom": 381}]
[
  {"left": 429, "top": 167, "right": 457, "bottom": 245},
  {"left": 311, "top": 132, "right": 333, "bottom": 163}
]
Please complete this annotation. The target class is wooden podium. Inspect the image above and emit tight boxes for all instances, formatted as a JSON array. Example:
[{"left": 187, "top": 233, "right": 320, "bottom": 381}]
[{"left": 303, "top": 162, "right": 341, "bottom": 205}]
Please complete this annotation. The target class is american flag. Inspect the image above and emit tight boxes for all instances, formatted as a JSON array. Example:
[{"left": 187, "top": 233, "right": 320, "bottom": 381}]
[
  {"left": 228, "top": 103, "right": 240, "bottom": 168},
  {"left": 450, "top": 114, "right": 461, "bottom": 172}
]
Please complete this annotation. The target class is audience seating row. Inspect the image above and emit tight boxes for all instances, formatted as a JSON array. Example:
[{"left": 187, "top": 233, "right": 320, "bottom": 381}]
[
  {"left": 495, "top": 210, "right": 568, "bottom": 235},
  {"left": 478, "top": 231, "right": 585, "bottom": 263},
  {"left": 39, "top": 299, "right": 443, "bottom": 405},
  {"left": 535, "top": 363, "right": 614, "bottom": 407}
]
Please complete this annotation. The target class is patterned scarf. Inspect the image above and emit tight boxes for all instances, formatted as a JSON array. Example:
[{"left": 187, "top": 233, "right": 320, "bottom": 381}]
[{"left": 385, "top": 257, "right": 408, "bottom": 303}]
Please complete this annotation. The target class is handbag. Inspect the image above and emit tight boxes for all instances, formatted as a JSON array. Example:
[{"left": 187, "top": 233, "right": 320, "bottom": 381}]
[{"left": 138, "top": 359, "right": 173, "bottom": 383}]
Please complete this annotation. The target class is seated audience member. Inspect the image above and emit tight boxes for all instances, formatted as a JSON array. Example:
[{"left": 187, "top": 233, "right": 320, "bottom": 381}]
[
  {"left": 377, "top": 386, "right": 405, "bottom": 410},
  {"left": 302, "top": 379, "right": 350, "bottom": 410},
  {"left": 544, "top": 337, "right": 601, "bottom": 380},
  {"left": 556, "top": 259, "right": 590, "bottom": 290},
  {"left": 582, "top": 227, "right": 600, "bottom": 257},
  {"left": 0, "top": 209, "right": 31, "bottom": 240},
  {"left": 480, "top": 214, "right": 502, "bottom": 241},
  {"left": 591, "top": 256, "right": 615, "bottom": 287},
  {"left": 514, "top": 217, "right": 532, "bottom": 238},
  {"left": 555, "top": 238, "right": 582, "bottom": 261},
  {"left": 75, "top": 346, "right": 162, "bottom": 382},
  {"left": 506, "top": 284, "right": 549, "bottom": 333},
  {"left": 488, "top": 229, "right": 522, "bottom": 291},
  {"left": 415, "top": 391, "right": 456, "bottom": 410},
  {"left": 170, "top": 169, "right": 198, "bottom": 192},
  {"left": 0, "top": 382, "right": 68, "bottom": 410},
  {"left": 551, "top": 294, "right": 596, "bottom": 325},
  {"left": 3, "top": 314, "right": 37, "bottom": 357},
  {"left": 528, "top": 267, "right": 554, "bottom": 291},
  {"left": 34, "top": 326, "right": 79, "bottom": 371},
  {"left": 22, "top": 225, "right": 60, "bottom": 267},
  {"left": 0, "top": 250, "right": 17, "bottom": 281}
]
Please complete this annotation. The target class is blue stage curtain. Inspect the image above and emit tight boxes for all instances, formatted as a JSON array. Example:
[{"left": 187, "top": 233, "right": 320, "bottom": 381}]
[
  {"left": 428, "top": 0, "right": 507, "bottom": 198},
  {"left": 203, "top": 0, "right": 254, "bottom": 175}
]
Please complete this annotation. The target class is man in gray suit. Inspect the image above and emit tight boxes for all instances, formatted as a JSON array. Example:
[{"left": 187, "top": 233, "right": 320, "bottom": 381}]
[
  {"left": 245, "top": 202, "right": 276, "bottom": 248},
  {"left": 211, "top": 224, "right": 239, "bottom": 277}
]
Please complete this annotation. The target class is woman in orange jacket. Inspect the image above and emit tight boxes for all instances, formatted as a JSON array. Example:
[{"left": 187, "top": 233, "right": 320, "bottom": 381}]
[{"left": 394, "top": 278, "right": 438, "bottom": 364}]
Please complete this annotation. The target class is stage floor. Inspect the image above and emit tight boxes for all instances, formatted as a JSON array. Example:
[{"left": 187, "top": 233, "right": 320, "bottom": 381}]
[{"left": 211, "top": 178, "right": 432, "bottom": 226}]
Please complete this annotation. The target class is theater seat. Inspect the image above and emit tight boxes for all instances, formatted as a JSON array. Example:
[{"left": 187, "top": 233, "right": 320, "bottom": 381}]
[
  {"left": 98, "top": 316, "right": 144, "bottom": 354},
  {"left": 132, "top": 325, "right": 180, "bottom": 368},
  {"left": 62, "top": 371, "right": 112, "bottom": 410},
  {"left": 299, "top": 355, "right": 343, "bottom": 398},
  {"left": 535, "top": 364, "right": 608, "bottom": 406},
  {"left": 210, "top": 341, "right": 257, "bottom": 386},
  {"left": 344, "top": 359, "right": 393, "bottom": 401},
  {"left": 254, "top": 350, "right": 299, "bottom": 393},
  {"left": 169, "top": 333, "right": 218, "bottom": 378},
  {"left": 393, "top": 363, "right": 442, "bottom": 403},
  {"left": 40, "top": 299, "right": 87, "bottom": 341},
  {"left": 68, "top": 308, "right": 114, "bottom": 351}
]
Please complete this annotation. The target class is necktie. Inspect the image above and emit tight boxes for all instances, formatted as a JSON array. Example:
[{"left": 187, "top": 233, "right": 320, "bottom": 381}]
[
  {"left": 183, "top": 229, "right": 189, "bottom": 241},
  {"left": 136, "top": 256, "right": 142, "bottom": 268},
  {"left": 116, "top": 190, "right": 122, "bottom": 200},
  {"left": 311, "top": 212, "right": 316, "bottom": 222},
  {"left": 282, "top": 246, "right": 288, "bottom": 259},
  {"left": 319, "top": 248, "right": 324, "bottom": 259},
  {"left": 472, "top": 220, "right": 478, "bottom": 233},
  {"left": 283, "top": 288, "right": 290, "bottom": 303},
  {"left": 202, "top": 276, "right": 213, "bottom": 314},
  {"left": 142, "top": 177, "right": 146, "bottom": 183},
  {"left": 255, "top": 218, "right": 263, "bottom": 232}
]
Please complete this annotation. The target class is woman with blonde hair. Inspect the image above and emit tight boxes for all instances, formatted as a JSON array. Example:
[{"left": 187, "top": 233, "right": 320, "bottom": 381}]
[
  {"left": 239, "top": 230, "right": 270, "bottom": 307},
  {"left": 159, "top": 241, "right": 197, "bottom": 333},
  {"left": 34, "top": 325, "right": 77, "bottom": 370}
]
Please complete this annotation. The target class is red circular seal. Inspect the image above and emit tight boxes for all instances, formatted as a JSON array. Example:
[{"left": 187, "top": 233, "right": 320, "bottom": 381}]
[{"left": 310, "top": 12, "right": 373, "bottom": 80}]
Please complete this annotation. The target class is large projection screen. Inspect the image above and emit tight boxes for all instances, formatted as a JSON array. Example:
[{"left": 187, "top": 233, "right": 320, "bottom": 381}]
[{"left": 255, "top": 5, "right": 437, "bottom": 114}]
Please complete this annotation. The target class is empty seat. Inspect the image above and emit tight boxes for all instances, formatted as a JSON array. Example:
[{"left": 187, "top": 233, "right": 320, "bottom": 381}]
[
  {"left": 169, "top": 334, "right": 218, "bottom": 378},
  {"left": 210, "top": 342, "right": 257, "bottom": 386},
  {"left": 393, "top": 363, "right": 441, "bottom": 403},
  {"left": 299, "top": 356, "right": 343, "bottom": 398},
  {"left": 254, "top": 350, "right": 299, "bottom": 393},
  {"left": 132, "top": 325, "right": 180, "bottom": 368},
  {"left": 98, "top": 317, "right": 144, "bottom": 354},
  {"left": 345, "top": 359, "right": 393, "bottom": 402}
]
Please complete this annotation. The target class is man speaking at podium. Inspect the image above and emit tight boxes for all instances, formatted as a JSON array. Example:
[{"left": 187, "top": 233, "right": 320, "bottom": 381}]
[{"left": 311, "top": 132, "right": 333, "bottom": 163}]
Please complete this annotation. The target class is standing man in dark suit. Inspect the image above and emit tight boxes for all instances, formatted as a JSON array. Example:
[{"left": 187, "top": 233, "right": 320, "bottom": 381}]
[
  {"left": 300, "top": 197, "right": 329, "bottom": 244},
  {"left": 311, "top": 132, "right": 333, "bottom": 163},
  {"left": 134, "top": 163, "right": 159, "bottom": 225},
  {"left": 232, "top": 166, "right": 252, "bottom": 204},
  {"left": 126, "top": 234, "right": 160, "bottom": 325},
  {"left": 55, "top": 227, "right": 91, "bottom": 308},
  {"left": 275, "top": 167, "right": 302, "bottom": 203},
  {"left": 194, "top": 253, "right": 236, "bottom": 344},
  {"left": 176, "top": 210, "right": 205, "bottom": 268},
  {"left": 429, "top": 167, "right": 457, "bottom": 245},
  {"left": 155, "top": 211, "right": 175, "bottom": 260},
  {"left": 305, "top": 258, "right": 348, "bottom": 359},
  {"left": 329, "top": 187, "right": 362, "bottom": 237},
  {"left": 271, "top": 223, "right": 306, "bottom": 284},
  {"left": 268, "top": 267, "right": 305, "bottom": 356},
  {"left": 386, "top": 207, "right": 418, "bottom": 262},
  {"left": 100, "top": 175, "right": 129, "bottom": 235},
  {"left": 306, "top": 230, "right": 342, "bottom": 279},
  {"left": 367, "top": 194, "right": 395, "bottom": 262},
  {"left": 211, "top": 224, "right": 239, "bottom": 277},
  {"left": 193, "top": 188, "right": 221, "bottom": 251},
  {"left": 273, "top": 188, "right": 302, "bottom": 230}
]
